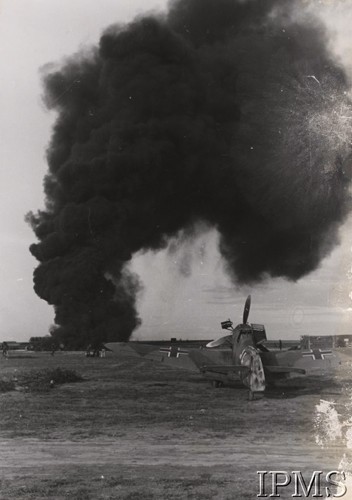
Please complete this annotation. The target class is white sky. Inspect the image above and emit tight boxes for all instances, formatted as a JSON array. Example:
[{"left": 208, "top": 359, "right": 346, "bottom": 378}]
[{"left": 0, "top": 0, "right": 351, "bottom": 343}]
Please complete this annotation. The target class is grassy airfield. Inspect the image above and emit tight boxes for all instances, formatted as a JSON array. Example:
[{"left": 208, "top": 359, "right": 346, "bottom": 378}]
[{"left": 0, "top": 350, "right": 351, "bottom": 499}]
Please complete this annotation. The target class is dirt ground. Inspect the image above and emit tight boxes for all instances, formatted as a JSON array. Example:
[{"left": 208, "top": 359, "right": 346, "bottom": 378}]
[{"left": 0, "top": 350, "right": 351, "bottom": 499}]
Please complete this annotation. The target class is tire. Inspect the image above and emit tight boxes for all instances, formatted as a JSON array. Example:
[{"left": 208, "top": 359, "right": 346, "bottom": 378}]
[{"left": 212, "top": 380, "right": 223, "bottom": 388}]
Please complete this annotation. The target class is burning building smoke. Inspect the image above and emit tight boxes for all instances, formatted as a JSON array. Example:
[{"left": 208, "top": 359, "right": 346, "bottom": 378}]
[{"left": 27, "top": 0, "right": 352, "bottom": 347}]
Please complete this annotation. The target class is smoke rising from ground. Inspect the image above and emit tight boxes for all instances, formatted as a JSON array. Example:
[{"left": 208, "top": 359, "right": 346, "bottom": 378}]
[{"left": 27, "top": 0, "right": 352, "bottom": 346}]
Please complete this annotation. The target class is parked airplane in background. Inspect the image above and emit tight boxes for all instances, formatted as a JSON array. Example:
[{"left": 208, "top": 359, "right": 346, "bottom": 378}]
[{"left": 106, "top": 296, "right": 340, "bottom": 400}]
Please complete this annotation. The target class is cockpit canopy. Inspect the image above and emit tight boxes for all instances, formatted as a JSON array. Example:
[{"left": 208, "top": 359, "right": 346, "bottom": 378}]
[
  {"left": 234, "top": 323, "right": 267, "bottom": 346},
  {"left": 251, "top": 323, "right": 267, "bottom": 345}
]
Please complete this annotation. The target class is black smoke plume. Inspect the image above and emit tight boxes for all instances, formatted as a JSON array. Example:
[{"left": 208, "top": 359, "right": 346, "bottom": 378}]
[{"left": 27, "top": 0, "right": 352, "bottom": 347}]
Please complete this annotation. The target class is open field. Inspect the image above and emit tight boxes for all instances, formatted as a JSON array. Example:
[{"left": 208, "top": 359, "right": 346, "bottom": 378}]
[{"left": 0, "top": 350, "right": 351, "bottom": 499}]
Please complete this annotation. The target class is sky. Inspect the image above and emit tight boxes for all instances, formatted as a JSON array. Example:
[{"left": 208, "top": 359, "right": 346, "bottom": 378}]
[{"left": 0, "top": 0, "right": 351, "bottom": 343}]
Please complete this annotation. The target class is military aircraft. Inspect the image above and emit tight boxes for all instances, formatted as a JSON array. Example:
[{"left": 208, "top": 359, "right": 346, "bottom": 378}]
[{"left": 106, "top": 296, "right": 340, "bottom": 400}]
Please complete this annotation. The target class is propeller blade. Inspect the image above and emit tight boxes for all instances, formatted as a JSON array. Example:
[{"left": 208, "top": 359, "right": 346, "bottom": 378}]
[
  {"left": 206, "top": 335, "right": 233, "bottom": 348},
  {"left": 243, "top": 295, "right": 251, "bottom": 324}
]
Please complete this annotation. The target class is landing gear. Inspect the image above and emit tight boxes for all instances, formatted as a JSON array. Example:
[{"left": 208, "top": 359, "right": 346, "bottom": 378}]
[
  {"left": 248, "top": 390, "right": 264, "bottom": 401},
  {"left": 241, "top": 346, "right": 266, "bottom": 400},
  {"left": 212, "top": 380, "right": 224, "bottom": 388}
]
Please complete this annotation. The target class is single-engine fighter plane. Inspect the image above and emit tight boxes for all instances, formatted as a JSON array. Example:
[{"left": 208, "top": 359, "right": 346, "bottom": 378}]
[{"left": 106, "top": 296, "right": 340, "bottom": 400}]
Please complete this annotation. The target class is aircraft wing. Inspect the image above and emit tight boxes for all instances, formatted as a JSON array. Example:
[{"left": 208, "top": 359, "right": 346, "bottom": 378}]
[
  {"left": 105, "top": 342, "right": 199, "bottom": 371},
  {"left": 197, "top": 364, "right": 250, "bottom": 374},
  {"left": 264, "top": 366, "right": 306, "bottom": 374},
  {"left": 105, "top": 342, "right": 147, "bottom": 358}
]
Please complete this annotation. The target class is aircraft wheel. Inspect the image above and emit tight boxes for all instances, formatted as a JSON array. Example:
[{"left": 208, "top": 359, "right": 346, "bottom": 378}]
[
  {"left": 212, "top": 380, "right": 223, "bottom": 388},
  {"left": 248, "top": 390, "right": 264, "bottom": 401}
]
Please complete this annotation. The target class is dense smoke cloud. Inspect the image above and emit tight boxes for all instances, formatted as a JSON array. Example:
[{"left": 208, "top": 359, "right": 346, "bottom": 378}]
[{"left": 27, "top": 0, "right": 352, "bottom": 347}]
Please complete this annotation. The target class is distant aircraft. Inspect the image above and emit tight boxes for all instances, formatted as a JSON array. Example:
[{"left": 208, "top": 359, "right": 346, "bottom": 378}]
[{"left": 106, "top": 296, "right": 340, "bottom": 400}]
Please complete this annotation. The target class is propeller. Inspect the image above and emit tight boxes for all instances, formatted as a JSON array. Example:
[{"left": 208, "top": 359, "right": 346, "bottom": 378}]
[{"left": 243, "top": 295, "right": 251, "bottom": 325}]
